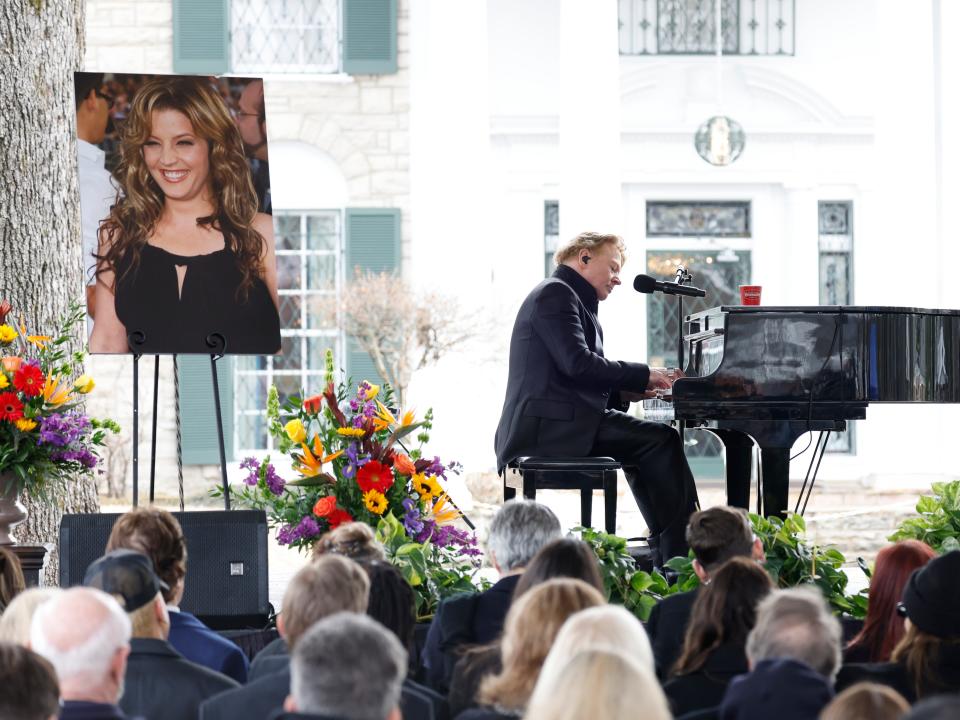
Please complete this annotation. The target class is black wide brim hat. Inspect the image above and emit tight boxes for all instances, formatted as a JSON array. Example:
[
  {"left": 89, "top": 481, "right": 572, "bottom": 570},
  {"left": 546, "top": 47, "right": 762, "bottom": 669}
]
[{"left": 901, "top": 549, "right": 960, "bottom": 638}]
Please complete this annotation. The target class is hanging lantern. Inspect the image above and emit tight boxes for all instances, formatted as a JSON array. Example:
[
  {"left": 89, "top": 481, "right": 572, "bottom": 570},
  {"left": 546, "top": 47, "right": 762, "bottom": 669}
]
[{"left": 694, "top": 115, "right": 745, "bottom": 166}]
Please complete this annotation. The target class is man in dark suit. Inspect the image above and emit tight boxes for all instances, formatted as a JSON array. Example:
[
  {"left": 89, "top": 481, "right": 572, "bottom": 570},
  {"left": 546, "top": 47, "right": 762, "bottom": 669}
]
[
  {"left": 495, "top": 231, "right": 698, "bottom": 563},
  {"left": 648, "top": 505, "right": 764, "bottom": 677}
]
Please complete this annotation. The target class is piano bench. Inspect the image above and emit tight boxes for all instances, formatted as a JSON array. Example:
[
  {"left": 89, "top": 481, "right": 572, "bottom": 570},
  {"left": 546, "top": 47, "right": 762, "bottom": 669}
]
[{"left": 504, "top": 456, "right": 621, "bottom": 534}]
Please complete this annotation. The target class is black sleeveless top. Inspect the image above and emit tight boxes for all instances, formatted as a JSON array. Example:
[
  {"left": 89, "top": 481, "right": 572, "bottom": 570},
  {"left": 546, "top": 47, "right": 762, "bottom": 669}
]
[{"left": 115, "top": 244, "right": 280, "bottom": 354}]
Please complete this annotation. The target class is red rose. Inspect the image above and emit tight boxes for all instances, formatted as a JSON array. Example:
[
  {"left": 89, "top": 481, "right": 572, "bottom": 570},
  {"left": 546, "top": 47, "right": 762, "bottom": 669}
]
[
  {"left": 0, "top": 392, "right": 23, "bottom": 422},
  {"left": 328, "top": 508, "right": 353, "bottom": 529},
  {"left": 313, "top": 495, "right": 337, "bottom": 518},
  {"left": 303, "top": 394, "right": 323, "bottom": 414},
  {"left": 356, "top": 460, "right": 394, "bottom": 495},
  {"left": 13, "top": 364, "right": 43, "bottom": 397}
]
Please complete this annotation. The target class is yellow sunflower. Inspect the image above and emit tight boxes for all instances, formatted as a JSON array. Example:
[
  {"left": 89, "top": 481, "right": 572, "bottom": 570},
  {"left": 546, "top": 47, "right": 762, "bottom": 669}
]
[
  {"left": 411, "top": 472, "right": 433, "bottom": 500},
  {"left": 336, "top": 427, "right": 366, "bottom": 438},
  {"left": 363, "top": 489, "right": 389, "bottom": 515},
  {"left": 14, "top": 418, "right": 36, "bottom": 432}
]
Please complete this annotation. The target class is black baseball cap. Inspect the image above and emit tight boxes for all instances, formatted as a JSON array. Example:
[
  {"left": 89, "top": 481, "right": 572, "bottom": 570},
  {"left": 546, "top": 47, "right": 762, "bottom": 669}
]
[
  {"left": 900, "top": 550, "right": 960, "bottom": 638},
  {"left": 83, "top": 549, "right": 169, "bottom": 613}
]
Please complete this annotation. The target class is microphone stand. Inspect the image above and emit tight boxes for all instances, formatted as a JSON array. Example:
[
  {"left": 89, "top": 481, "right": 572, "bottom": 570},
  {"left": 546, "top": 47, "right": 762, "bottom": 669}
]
[{"left": 672, "top": 266, "right": 694, "bottom": 443}]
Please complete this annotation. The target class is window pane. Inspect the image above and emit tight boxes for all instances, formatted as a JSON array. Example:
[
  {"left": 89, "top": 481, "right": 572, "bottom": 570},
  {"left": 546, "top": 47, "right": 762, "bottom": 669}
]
[
  {"left": 307, "top": 336, "right": 337, "bottom": 370},
  {"left": 307, "top": 255, "right": 336, "bottom": 291},
  {"left": 307, "top": 214, "right": 338, "bottom": 251},
  {"left": 274, "top": 374, "right": 304, "bottom": 405},
  {"left": 277, "top": 255, "right": 302, "bottom": 290},
  {"left": 237, "top": 412, "right": 267, "bottom": 450},
  {"left": 275, "top": 336, "right": 303, "bottom": 371},
  {"left": 276, "top": 215, "right": 301, "bottom": 250},
  {"left": 278, "top": 294, "right": 302, "bottom": 329},
  {"left": 306, "top": 293, "right": 337, "bottom": 330}
]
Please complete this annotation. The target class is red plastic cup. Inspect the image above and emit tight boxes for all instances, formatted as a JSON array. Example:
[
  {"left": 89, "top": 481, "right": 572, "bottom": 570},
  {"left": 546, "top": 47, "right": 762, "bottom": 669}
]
[{"left": 739, "top": 285, "right": 762, "bottom": 305}]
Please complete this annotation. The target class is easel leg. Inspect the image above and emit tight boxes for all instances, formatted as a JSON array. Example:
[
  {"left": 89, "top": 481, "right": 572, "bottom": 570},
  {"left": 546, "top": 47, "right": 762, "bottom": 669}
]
[
  {"left": 209, "top": 355, "right": 231, "bottom": 510},
  {"left": 149, "top": 355, "right": 159, "bottom": 504}
]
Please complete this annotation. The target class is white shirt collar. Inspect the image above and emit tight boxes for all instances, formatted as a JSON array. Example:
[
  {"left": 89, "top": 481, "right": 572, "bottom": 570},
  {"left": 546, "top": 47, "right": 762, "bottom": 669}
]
[{"left": 77, "top": 138, "right": 105, "bottom": 165}]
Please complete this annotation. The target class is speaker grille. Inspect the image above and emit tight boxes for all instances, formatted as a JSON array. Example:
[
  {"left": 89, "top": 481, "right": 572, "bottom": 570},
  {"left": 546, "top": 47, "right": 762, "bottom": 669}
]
[{"left": 59, "top": 510, "right": 269, "bottom": 627}]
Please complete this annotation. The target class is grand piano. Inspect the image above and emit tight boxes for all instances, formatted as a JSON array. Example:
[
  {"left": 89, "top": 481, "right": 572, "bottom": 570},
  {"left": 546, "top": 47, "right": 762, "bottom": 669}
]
[{"left": 651, "top": 305, "right": 960, "bottom": 517}]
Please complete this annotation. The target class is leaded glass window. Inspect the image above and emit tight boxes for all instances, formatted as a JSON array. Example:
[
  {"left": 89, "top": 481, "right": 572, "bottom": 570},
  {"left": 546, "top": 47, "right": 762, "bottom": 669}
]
[
  {"left": 647, "top": 201, "right": 750, "bottom": 237},
  {"left": 819, "top": 201, "right": 855, "bottom": 453},
  {"left": 544, "top": 200, "right": 559, "bottom": 278},
  {"left": 235, "top": 211, "right": 343, "bottom": 451},
  {"left": 232, "top": 0, "right": 341, "bottom": 74}
]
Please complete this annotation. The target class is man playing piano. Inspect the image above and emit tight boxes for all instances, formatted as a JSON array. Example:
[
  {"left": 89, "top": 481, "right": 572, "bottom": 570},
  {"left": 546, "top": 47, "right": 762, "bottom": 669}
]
[{"left": 495, "top": 231, "right": 699, "bottom": 565}]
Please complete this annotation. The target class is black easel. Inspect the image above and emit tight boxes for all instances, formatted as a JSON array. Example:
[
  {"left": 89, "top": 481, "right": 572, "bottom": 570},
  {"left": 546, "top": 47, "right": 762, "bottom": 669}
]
[{"left": 128, "top": 331, "right": 231, "bottom": 511}]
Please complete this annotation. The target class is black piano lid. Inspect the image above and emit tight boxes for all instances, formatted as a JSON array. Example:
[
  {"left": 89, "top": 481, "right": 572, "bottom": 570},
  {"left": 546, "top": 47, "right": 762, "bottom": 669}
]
[{"left": 686, "top": 305, "right": 960, "bottom": 322}]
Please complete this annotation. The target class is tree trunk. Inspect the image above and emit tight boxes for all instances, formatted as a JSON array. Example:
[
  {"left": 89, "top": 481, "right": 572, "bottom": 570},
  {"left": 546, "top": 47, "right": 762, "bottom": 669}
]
[{"left": 0, "top": 0, "right": 98, "bottom": 585}]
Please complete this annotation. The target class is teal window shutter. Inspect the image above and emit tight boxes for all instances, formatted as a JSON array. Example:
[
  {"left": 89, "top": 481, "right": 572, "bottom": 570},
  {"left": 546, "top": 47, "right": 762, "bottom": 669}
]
[
  {"left": 178, "top": 356, "right": 235, "bottom": 465},
  {"left": 173, "top": 0, "right": 231, "bottom": 74},
  {"left": 342, "top": 0, "right": 397, "bottom": 75},
  {"left": 345, "top": 208, "right": 400, "bottom": 385}
]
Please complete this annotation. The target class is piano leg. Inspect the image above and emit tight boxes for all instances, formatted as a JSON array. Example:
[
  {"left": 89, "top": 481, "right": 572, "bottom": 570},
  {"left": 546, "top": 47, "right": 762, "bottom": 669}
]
[
  {"left": 705, "top": 428, "right": 754, "bottom": 511},
  {"left": 759, "top": 447, "right": 790, "bottom": 518}
]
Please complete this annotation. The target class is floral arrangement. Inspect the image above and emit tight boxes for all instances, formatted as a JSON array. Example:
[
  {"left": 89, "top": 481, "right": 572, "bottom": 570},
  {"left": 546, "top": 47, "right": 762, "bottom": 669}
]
[
  {"left": 229, "top": 350, "right": 485, "bottom": 618},
  {"left": 0, "top": 301, "right": 119, "bottom": 498}
]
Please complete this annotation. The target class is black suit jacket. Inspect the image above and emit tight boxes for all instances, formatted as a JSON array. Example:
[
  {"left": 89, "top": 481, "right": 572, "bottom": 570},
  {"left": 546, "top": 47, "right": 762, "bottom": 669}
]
[
  {"left": 664, "top": 642, "right": 749, "bottom": 717},
  {"left": 494, "top": 265, "right": 649, "bottom": 471},
  {"left": 647, "top": 588, "right": 700, "bottom": 679},
  {"left": 201, "top": 666, "right": 290, "bottom": 720},
  {"left": 120, "top": 638, "right": 238, "bottom": 720}
]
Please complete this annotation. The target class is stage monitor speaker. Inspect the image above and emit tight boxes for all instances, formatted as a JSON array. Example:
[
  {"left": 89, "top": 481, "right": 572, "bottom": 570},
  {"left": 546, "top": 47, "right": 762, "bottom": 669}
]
[{"left": 60, "top": 510, "right": 270, "bottom": 630}]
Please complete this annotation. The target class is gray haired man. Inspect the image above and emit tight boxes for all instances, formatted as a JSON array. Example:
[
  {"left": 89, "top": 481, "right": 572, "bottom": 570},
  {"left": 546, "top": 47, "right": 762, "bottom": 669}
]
[
  {"left": 278, "top": 613, "right": 407, "bottom": 720},
  {"left": 422, "top": 498, "right": 561, "bottom": 691}
]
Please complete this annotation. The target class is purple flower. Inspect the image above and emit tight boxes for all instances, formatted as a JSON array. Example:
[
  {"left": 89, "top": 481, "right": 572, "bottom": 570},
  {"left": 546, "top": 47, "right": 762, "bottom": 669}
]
[
  {"left": 38, "top": 412, "right": 91, "bottom": 448},
  {"left": 240, "top": 457, "right": 260, "bottom": 486},
  {"left": 275, "top": 515, "right": 321, "bottom": 546},
  {"left": 277, "top": 525, "right": 295, "bottom": 545},
  {"left": 342, "top": 442, "right": 368, "bottom": 479},
  {"left": 51, "top": 448, "right": 97, "bottom": 469},
  {"left": 263, "top": 463, "right": 285, "bottom": 496},
  {"left": 401, "top": 497, "right": 424, "bottom": 536},
  {"left": 297, "top": 515, "right": 320, "bottom": 539}
]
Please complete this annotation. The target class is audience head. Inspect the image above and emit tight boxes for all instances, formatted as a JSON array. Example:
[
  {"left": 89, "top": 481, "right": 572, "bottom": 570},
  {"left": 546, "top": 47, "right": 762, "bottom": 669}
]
[
  {"left": 0, "top": 588, "right": 61, "bottom": 646},
  {"left": 83, "top": 549, "right": 170, "bottom": 640},
  {"left": 486, "top": 499, "right": 561, "bottom": 573},
  {"left": 685, "top": 505, "right": 762, "bottom": 579},
  {"left": 280, "top": 554, "right": 370, "bottom": 650},
  {"left": 73, "top": 71, "right": 110, "bottom": 144},
  {"left": 286, "top": 612, "right": 406, "bottom": 720},
  {"left": 479, "top": 578, "right": 605, "bottom": 712},
  {"left": 312, "top": 521, "right": 386, "bottom": 563},
  {"left": 746, "top": 587, "right": 842, "bottom": 682},
  {"left": 525, "top": 649, "right": 669, "bottom": 720},
  {"left": 892, "top": 549, "right": 960, "bottom": 698},
  {"left": 537, "top": 604, "right": 655, "bottom": 682},
  {"left": 720, "top": 657, "right": 833, "bottom": 720},
  {"left": 847, "top": 539, "right": 935, "bottom": 662},
  {"left": 30, "top": 587, "right": 131, "bottom": 703},
  {"left": 903, "top": 695, "right": 960, "bottom": 720},
  {"left": 106, "top": 506, "right": 188, "bottom": 605},
  {"left": 513, "top": 536, "right": 604, "bottom": 598},
  {"left": 0, "top": 642, "right": 60, "bottom": 720},
  {"left": 819, "top": 682, "right": 909, "bottom": 720},
  {"left": 362, "top": 560, "right": 416, "bottom": 653},
  {"left": 0, "top": 546, "right": 26, "bottom": 613},
  {"left": 673, "top": 556, "right": 774, "bottom": 676}
]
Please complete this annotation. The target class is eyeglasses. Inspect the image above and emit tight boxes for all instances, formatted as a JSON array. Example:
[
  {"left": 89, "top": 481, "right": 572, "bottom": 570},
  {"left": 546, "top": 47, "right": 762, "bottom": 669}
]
[
  {"left": 95, "top": 90, "right": 115, "bottom": 109},
  {"left": 895, "top": 601, "right": 908, "bottom": 618}
]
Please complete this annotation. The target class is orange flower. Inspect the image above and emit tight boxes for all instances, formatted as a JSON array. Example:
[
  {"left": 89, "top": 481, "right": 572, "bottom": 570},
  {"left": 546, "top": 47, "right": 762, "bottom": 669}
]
[
  {"left": 43, "top": 375, "right": 73, "bottom": 406},
  {"left": 429, "top": 493, "right": 460, "bottom": 526},
  {"left": 393, "top": 453, "right": 416, "bottom": 476},
  {"left": 303, "top": 394, "right": 323, "bottom": 414},
  {"left": 295, "top": 436, "right": 343, "bottom": 477},
  {"left": 1, "top": 356, "right": 21, "bottom": 374},
  {"left": 313, "top": 495, "right": 337, "bottom": 518}
]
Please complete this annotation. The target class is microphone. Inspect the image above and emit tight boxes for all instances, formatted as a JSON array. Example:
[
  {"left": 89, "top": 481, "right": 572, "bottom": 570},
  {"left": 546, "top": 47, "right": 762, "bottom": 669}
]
[{"left": 633, "top": 274, "right": 706, "bottom": 297}]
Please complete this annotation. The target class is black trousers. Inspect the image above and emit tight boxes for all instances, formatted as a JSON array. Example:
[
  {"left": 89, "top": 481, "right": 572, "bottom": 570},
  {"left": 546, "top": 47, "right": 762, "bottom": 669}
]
[{"left": 590, "top": 410, "right": 699, "bottom": 564}]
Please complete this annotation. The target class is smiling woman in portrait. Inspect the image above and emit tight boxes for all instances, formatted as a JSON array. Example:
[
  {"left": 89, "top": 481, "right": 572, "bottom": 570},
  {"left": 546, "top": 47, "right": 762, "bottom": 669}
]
[{"left": 89, "top": 75, "right": 280, "bottom": 354}]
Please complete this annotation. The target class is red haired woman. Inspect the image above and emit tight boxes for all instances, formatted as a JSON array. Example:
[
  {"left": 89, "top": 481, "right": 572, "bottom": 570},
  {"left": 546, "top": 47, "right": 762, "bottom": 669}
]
[{"left": 845, "top": 540, "right": 936, "bottom": 663}]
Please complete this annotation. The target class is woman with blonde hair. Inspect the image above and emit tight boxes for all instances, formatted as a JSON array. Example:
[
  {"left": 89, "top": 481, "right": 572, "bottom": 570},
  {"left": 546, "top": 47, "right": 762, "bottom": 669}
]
[
  {"left": 90, "top": 75, "right": 279, "bottom": 354},
  {"left": 524, "top": 649, "right": 670, "bottom": 720},
  {"left": 0, "top": 587, "right": 61, "bottom": 645},
  {"left": 536, "top": 604, "right": 654, "bottom": 680},
  {"left": 819, "top": 682, "right": 908, "bottom": 720},
  {"left": 458, "top": 578, "right": 605, "bottom": 719}
]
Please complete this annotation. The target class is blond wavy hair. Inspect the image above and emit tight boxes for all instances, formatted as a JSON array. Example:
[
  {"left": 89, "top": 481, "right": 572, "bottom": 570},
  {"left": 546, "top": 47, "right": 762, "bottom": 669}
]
[
  {"left": 97, "top": 76, "right": 264, "bottom": 298},
  {"left": 553, "top": 232, "right": 627, "bottom": 267},
  {"left": 477, "top": 578, "right": 604, "bottom": 713}
]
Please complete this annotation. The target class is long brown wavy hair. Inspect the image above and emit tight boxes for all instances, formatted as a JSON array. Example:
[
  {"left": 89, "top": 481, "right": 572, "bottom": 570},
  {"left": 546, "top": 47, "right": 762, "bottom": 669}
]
[
  {"left": 97, "top": 76, "right": 264, "bottom": 297},
  {"left": 672, "top": 557, "right": 773, "bottom": 676},
  {"left": 891, "top": 622, "right": 960, "bottom": 699}
]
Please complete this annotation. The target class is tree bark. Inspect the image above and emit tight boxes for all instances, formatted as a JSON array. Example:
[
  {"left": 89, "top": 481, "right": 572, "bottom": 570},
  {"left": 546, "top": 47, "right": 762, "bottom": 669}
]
[{"left": 0, "top": 0, "right": 98, "bottom": 585}]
